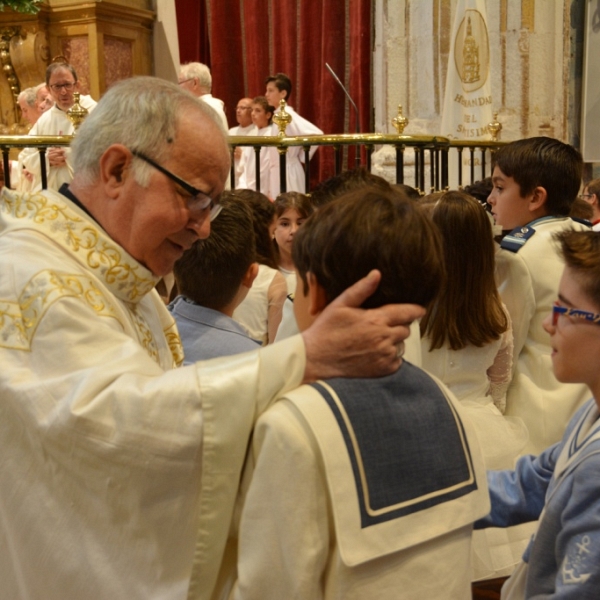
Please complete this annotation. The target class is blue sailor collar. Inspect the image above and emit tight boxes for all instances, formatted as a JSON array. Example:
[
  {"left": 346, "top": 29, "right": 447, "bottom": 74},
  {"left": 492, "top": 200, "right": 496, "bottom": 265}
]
[{"left": 500, "top": 215, "right": 563, "bottom": 253}]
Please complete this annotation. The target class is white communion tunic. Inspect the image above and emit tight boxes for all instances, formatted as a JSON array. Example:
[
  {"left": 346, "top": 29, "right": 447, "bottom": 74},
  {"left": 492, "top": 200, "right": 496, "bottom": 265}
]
[
  {"left": 496, "top": 216, "right": 590, "bottom": 455},
  {"left": 220, "top": 364, "right": 490, "bottom": 600},
  {"left": 21, "top": 95, "right": 97, "bottom": 191}
]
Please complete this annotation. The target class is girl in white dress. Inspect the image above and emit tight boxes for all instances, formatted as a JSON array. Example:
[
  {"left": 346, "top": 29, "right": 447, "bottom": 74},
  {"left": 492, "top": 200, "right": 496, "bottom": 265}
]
[
  {"left": 420, "top": 191, "right": 530, "bottom": 581},
  {"left": 420, "top": 191, "right": 528, "bottom": 469},
  {"left": 273, "top": 192, "right": 314, "bottom": 295},
  {"left": 231, "top": 190, "right": 287, "bottom": 344}
]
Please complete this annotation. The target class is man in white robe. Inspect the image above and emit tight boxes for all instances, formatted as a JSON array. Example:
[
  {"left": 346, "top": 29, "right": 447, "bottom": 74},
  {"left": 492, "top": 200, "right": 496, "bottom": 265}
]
[
  {"left": 229, "top": 97, "right": 255, "bottom": 186},
  {"left": 265, "top": 73, "right": 324, "bottom": 193},
  {"left": 21, "top": 61, "right": 97, "bottom": 191},
  {"left": 179, "top": 61, "right": 229, "bottom": 131},
  {"left": 0, "top": 76, "right": 422, "bottom": 600}
]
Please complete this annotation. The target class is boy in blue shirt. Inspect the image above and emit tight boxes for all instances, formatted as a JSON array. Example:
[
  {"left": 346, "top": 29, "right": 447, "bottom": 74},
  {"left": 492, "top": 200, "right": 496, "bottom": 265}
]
[
  {"left": 477, "top": 230, "right": 600, "bottom": 599},
  {"left": 169, "top": 193, "right": 260, "bottom": 363}
]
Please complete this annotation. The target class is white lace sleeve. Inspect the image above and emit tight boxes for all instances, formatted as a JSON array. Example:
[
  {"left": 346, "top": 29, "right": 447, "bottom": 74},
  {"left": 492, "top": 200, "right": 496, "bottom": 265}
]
[{"left": 486, "top": 306, "right": 514, "bottom": 413}]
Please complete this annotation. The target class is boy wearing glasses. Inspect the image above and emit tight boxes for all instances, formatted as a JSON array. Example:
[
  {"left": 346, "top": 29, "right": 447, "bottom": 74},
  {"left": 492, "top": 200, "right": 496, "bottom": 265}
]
[
  {"left": 477, "top": 230, "right": 600, "bottom": 599},
  {"left": 22, "top": 61, "right": 96, "bottom": 192},
  {"left": 487, "top": 137, "right": 591, "bottom": 457}
]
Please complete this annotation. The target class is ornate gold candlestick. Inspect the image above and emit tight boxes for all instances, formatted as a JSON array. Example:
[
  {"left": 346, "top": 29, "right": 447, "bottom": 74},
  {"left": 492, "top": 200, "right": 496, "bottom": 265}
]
[
  {"left": 273, "top": 99, "right": 292, "bottom": 137},
  {"left": 488, "top": 113, "right": 502, "bottom": 142},
  {"left": 392, "top": 104, "right": 408, "bottom": 134},
  {"left": 67, "top": 92, "right": 89, "bottom": 133}
]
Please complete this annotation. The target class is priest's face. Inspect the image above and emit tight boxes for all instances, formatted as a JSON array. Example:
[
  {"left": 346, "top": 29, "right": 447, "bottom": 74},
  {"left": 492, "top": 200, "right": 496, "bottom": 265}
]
[
  {"left": 48, "top": 66, "right": 80, "bottom": 112},
  {"left": 113, "top": 109, "right": 230, "bottom": 276}
]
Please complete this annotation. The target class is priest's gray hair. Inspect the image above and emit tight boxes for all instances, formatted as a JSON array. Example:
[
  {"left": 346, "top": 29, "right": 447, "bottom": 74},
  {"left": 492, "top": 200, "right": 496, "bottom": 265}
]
[
  {"left": 71, "top": 76, "right": 226, "bottom": 187},
  {"left": 17, "top": 87, "right": 37, "bottom": 108},
  {"left": 179, "top": 62, "right": 212, "bottom": 91}
]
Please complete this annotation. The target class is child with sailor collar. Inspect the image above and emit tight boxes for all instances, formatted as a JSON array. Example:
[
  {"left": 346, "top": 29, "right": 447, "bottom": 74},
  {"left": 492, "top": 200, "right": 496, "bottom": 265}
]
[
  {"left": 487, "top": 137, "right": 590, "bottom": 457},
  {"left": 477, "top": 230, "right": 600, "bottom": 600}
]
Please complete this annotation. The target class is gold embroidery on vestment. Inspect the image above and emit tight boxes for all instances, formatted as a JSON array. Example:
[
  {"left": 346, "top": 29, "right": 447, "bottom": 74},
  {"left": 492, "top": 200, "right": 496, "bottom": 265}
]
[
  {"left": 2, "top": 191, "right": 157, "bottom": 302},
  {"left": 0, "top": 271, "right": 120, "bottom": 351},
  {"left": 164, "top": 322, "right": 184, "bottom": 368}
]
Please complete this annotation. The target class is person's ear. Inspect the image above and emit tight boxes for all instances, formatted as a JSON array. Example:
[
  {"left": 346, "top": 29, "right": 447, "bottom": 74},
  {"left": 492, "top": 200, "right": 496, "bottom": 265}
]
[
  {"left": 528, "top": 186, "right": 548, "bottom": 213},
  {"left": 242, "top": 262, "right": 259, "bottom": 289},
  {"left": 307, "top": 272, "right": 328, "bottom": 315},
  {"left": 99, "top": 144, "right": 132, "bottom": 198}
]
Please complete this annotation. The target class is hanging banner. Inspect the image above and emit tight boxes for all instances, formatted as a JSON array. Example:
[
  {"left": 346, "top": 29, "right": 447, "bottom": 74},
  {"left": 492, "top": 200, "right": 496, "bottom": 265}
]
[{"left": 441, "top": 0, "right": 493, "bottom": 141}]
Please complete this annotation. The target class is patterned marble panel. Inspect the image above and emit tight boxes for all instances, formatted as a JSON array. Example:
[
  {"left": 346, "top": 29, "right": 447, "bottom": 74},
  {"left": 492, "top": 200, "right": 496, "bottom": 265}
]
[
  {"left": 104, "top": 36, "right": 133, "bottom": 89},
  {"left": 60, "top": 37, "right": 90, "bottom": 95}
]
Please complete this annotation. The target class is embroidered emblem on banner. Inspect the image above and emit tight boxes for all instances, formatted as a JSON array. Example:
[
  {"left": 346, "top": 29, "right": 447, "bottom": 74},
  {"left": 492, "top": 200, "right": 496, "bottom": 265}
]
[{"left": 455, "top": 10, "right": 489, "bottom": 92}]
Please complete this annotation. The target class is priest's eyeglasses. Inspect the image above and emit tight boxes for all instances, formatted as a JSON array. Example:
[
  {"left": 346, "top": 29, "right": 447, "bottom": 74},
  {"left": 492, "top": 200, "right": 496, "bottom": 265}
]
[
  {"left": 131, "top": 150, "right": 222, "bottom": 221},
  {"left": 50, "top": 82, "right": 75, "bottom": 92},
  {"left": 552, "top": 302, "right": 600, "bottom": 327}
]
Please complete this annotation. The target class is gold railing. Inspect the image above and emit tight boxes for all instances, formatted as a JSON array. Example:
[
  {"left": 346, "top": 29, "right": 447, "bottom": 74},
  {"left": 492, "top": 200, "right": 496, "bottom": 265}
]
[
  {"left": 0, "top": 135, "right": 72, "bottom": 190},
  {"left": 1, "top": 134, "right": 505, "bottom": 193}
]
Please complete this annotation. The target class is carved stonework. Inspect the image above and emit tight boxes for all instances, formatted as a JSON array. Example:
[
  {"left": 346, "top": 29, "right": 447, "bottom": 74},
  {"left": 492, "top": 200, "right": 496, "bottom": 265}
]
[{"left": 0, "top": 27, "right": 47, "bottom": 133}]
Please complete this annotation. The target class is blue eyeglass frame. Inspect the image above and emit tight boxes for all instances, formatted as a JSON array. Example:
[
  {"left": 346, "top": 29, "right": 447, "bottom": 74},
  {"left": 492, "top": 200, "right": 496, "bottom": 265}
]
[
  {"left": 552, "top": 303, "right": 600, "bottom": 326},
  {"left": 131, "top": 150, "right": 222, "bottom": 221}
]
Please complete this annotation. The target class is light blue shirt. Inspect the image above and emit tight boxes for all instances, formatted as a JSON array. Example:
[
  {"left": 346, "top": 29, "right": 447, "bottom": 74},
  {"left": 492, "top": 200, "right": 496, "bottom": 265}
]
[{"left": 169, "top": 296, "right": 260, "bottom": 365}]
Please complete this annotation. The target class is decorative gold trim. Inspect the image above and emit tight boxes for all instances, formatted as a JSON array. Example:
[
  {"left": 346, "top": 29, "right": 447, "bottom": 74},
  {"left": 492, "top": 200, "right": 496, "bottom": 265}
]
[
  {"left": 0, "top": 270, "right": 121, "bottom": 351},
  {"left": 1, "top": 189, "right": 158, "bottom": 302},
  {"left": 129, "top": 303, "right": 158, "bottom": 362},
  {"left": 164, "top": 322, "right": 184, "bottom": 367}
]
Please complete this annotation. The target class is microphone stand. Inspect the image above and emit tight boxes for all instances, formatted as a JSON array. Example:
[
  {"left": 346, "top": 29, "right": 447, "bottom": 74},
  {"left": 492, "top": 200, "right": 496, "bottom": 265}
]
[{"left": 325, "top": 62, "right": 361, "bottom": 166}]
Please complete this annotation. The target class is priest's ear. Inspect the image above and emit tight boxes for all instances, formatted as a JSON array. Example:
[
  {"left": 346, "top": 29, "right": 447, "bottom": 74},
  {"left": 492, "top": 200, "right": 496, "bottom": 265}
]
[{"left": 99, "top": 144, "right": 133, "bottom": 197}]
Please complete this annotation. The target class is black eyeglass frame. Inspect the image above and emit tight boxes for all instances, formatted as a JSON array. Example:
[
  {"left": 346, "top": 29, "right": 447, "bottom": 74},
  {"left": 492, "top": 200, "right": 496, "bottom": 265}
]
[
  {"left": 49, "top": 82, "right": 76, "bottom": 92},
  {"left": 131, "top": 150, "right": 221, "bottom": 220}
]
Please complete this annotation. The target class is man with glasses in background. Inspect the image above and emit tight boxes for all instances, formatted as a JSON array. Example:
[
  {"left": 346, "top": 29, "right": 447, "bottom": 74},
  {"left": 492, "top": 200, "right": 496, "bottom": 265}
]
[
  {"left": 21, "top": 60, "right": 97, "bottom": 191},
  {"left": 0, "top": 76, "right": 422, "bottom": 600}
]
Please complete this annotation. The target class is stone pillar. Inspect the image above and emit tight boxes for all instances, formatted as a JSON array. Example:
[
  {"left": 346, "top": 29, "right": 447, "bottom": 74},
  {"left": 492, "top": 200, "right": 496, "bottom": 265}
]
[{"left": 46, "top": 0, "right": 154, "bottom": 99}]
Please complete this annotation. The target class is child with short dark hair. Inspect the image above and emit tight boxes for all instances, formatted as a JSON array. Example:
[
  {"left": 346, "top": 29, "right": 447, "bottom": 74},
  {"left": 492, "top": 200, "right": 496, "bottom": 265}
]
[
  {"left": 488, "top": 137, "right": 591, "bottom": 456},
  {"left": 229, "top": 187, "right": 490, "bottom": 600},
  {"left": 477, "top": 230, "right": 600, "bottom": 599},
  {"left": 169, "top": 193, "right": 260, "bottom": 363}
]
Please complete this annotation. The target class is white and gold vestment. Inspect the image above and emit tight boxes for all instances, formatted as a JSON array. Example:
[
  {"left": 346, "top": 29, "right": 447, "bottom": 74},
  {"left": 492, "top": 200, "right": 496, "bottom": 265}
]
[{"left": 0, "top": 188, "right": 305, "bottom": 600}]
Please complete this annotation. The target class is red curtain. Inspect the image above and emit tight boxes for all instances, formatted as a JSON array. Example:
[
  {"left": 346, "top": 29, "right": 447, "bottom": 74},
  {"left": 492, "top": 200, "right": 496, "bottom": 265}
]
[{"left": 174, "top": 0, "right": 372, "bottom": 183}]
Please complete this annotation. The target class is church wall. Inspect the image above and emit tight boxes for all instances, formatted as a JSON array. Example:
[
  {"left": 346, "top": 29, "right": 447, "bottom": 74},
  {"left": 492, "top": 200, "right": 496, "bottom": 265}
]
[{"left": 373, "top": 0, "right": 596, "bottom": 176}]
